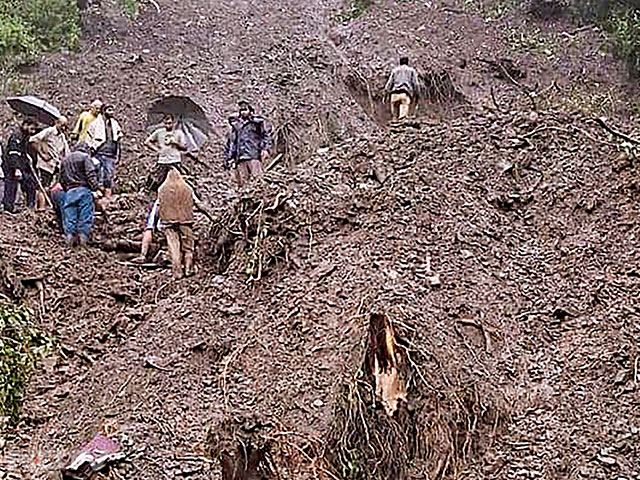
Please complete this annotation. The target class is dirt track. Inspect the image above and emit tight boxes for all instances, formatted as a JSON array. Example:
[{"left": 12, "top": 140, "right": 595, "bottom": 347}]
[{"left": 2, "top": 0, "right": 640, "bottom": 479}]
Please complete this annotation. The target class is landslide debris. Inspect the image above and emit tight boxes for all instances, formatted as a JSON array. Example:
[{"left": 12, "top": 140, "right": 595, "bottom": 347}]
[{"left": 3, "top": 0, "right": 640, "bottom": 479}]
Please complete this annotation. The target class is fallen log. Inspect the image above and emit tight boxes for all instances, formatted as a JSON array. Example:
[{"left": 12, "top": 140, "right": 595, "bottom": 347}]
[{"left": 97, "top": 239, "right": 143, "bottom": 254}]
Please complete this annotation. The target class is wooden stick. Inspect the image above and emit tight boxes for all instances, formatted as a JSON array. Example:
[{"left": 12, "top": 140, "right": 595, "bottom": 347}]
[
  {"left": 593, "top": 117, "right": 640, "bottom": 144},
  {"left": 26, "top": 155, "right": 53, "bottom": 208},
  {"left": 266, "top": 153, "right": 283, "bottom": 171}
]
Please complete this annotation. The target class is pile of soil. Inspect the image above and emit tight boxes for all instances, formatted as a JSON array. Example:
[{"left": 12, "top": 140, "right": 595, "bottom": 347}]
[
  {"left": 3, "top": 105, "right": 640, "bottom": 479},
  {"left": 2, "top": 0, "right": 640, "bottom": 479}
]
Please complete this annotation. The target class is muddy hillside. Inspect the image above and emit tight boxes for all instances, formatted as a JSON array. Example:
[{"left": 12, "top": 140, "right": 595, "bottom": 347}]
[{"left": 2, "top": 0, "right": 640, "bottom": 479}]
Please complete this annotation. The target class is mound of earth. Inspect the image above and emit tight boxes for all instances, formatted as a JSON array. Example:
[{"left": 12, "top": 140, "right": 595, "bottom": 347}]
[{"left": 3, "top": 104, "right": 640, "bottom": 479}]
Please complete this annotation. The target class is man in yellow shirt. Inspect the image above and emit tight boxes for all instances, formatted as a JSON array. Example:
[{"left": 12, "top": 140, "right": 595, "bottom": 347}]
[{"left": 71, "top": 99, "right": 102, "bottom": 143}]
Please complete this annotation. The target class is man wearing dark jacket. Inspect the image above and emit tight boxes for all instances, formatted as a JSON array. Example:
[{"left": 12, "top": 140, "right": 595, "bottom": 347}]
[
  {"left": 2, "top": 118, "right": 37, "bottom": 213},
  {"left": 60, "top": 142, "right": 100, "bottom": 246},
  {"left": 223, "top": 101, "right": 272, "bottom": 185}
]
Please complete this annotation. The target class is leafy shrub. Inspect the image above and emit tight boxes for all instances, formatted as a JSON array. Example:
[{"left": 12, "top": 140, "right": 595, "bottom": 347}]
[
  {"left": 0, "top": 302, "right": 54, "bottom": 429},
  {"left": 118, "top": 0, "right": 139, "bottom": 18},
  {"left": 605, "top": 3, "right": 640, "bottom": 76},
  {"left": 0, "top": 0, "right": 80, "bottom": 69},
  {"left": 340, "top": 0, "right": 374, "bottom": 21},
  {"left": 491, "top": 0, "right": 640, "bottom": 76}
]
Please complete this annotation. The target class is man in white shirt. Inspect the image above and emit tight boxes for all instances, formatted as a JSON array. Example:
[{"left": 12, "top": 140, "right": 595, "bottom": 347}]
[
  {"left": 144, "top": 114, "right": 186, "bottom": 191},
  {"left": 29, "top": 116, "right": 70, "bottom": 210}
]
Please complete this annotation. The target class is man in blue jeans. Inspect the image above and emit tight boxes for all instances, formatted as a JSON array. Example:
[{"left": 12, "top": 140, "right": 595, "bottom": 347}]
[{"left": 60, "top": 142, "right": 100, "bottom": 247}]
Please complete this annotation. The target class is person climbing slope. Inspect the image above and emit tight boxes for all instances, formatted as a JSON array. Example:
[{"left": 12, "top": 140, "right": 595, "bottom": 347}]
[
  {"left": 157, "top": 168, "right": 196, "bottom": 278},
  {"left": 384, "top": 57, "right": 420, "bottom": 120},
  {"left": 134, "top": 187, "right": 214, "bottom": 267}
]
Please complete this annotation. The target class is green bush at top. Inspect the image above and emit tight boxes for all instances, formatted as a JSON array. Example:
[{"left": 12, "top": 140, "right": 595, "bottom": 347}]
[
  {"left": 0, "top": 0, "right": 81, "bottom": 68},
  {"left": 0, "top": 302, "right": 54, "bottom": 430},
  {"left": 340, "top": 0, "right": 374, "bottom": 21},
  {"left": 605, "top": 3, "right": 640, "bottom": 76},
  {"left": 118, "top": 0, "right": 139, "bottom": 18}
]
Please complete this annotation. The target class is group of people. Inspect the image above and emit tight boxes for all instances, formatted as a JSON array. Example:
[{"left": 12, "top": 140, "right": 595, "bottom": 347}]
[
  {"left": 0, "top": 57, "right": 418, "bottom": 278},
  {"left": 0, "top": 99, "right": 123, "bottom": 246},
  {"left": 0, "top": 97, "right": 274, "bottom": 279}
]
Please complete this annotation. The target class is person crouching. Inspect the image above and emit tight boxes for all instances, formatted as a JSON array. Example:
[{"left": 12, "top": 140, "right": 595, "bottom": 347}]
[{"left": 60, "top": 142, "right": 100, "bottom": 247}]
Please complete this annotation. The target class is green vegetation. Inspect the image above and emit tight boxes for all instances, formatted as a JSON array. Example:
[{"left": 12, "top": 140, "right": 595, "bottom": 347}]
[
  {"left": 485, "top": 0, "right": 640, "bottom": 76},
  {"left": 604, "top": 3, "right": 640, "bottom": 76},
  {"left": 118, "top": 0, "right": 139, "bottom": 18},
  {"left": 0, "top": 302, "right": 54, "bottom": 429},
  {"left": 0, "top": 0, "right": 81, "bottom": 69},
  {"left": 340, "top": 0, "right": 374, "bottom": 21}
]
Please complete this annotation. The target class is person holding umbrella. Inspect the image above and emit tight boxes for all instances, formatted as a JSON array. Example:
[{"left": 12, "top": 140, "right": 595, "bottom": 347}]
[
  {"left": 29, "top": 116, "right": 70, "bottom": 210},
  {"left": 144, "top": 114, "right": 186, "bottom": 192},
  {"left": 2, "top": 118, "right": 37, "bottom": 214}
]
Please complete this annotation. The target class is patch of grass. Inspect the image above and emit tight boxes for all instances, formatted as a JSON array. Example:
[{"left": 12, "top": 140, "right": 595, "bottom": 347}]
[
  {"left": 554, "top": 83, "right": 619, "bottom": 116},
  {"left": 485, "top": 0, "right": 524, "bottom": 21},
  {"left": 490, "top": 0, "right": 640, "bottom": 76},
  {"left": 605, "top": 4, "right": 640, "bottom": 76},
  {"left": 506, "top": 26, "right": 555, "bottom": 57},
  {"left": 340, "top": 0, "right": 374, "bottom": 22},
  {"left": 0, "top": 302, "right": 54, "bottom": 430},
  {"left": 118, "top": 0, "right": 139, "bottom": 18}
]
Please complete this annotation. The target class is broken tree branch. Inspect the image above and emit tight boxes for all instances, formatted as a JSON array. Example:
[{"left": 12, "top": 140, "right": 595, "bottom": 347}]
[{"left": 593, "top": 117, "right": 640, "bottom": 145}]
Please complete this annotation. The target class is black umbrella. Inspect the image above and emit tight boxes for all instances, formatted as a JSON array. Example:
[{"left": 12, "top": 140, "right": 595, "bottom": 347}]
[
  {"left": 6, "top": 95, "right": 61, "bottom": 126},
  {"left": 147, "top": 96, "right": 212, "bottom": 153}
]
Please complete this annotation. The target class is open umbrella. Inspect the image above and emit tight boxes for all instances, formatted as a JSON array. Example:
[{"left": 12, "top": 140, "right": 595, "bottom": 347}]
[
  {"left": 147, "top": 96, "right": 212, "bottom": 153},
  {"left": 6, "top": 95, "right": 61, "bottom": 126}
]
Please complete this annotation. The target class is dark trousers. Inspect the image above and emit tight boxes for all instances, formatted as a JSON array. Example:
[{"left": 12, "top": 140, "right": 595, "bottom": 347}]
[
  {"left": 145, "top": 163, "right": 186, "bottom": 192},
  {"left": 2, "top": 158, "right": 36, "bottom": 211}
]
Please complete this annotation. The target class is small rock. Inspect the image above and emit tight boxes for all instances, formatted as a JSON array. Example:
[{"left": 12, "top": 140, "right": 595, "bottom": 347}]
[
  {"left": 312, "top": 399, "right": 324, "bottom": 408},
  {"left": 427, "top": 275, "right": 441, "bottom": 287},
  {"left": 597, "top": 454, "right": 617, "bottom": 466},
  {"left": 615, "top": 369, "right": 630, "bottom": 385}
]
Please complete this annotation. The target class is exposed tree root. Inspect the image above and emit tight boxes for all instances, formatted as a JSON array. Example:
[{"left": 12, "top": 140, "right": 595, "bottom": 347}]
[
  {"left": 326, "top": 311, "right": 507, "bottom": 479},
  {"left": 203, "top": 190, "right": 300, "bottom": 280}
]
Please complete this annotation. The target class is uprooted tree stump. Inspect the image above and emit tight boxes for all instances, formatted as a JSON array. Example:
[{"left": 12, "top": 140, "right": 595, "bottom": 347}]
[
  {"left": 204, "top": 190, "right": 301, "bottom": 280},
  {"left": 326, "top": 312, "right": 506, "bottom": 479},
  {"left": 367, "top": 313, "right": 407, "bottom": 417}
]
